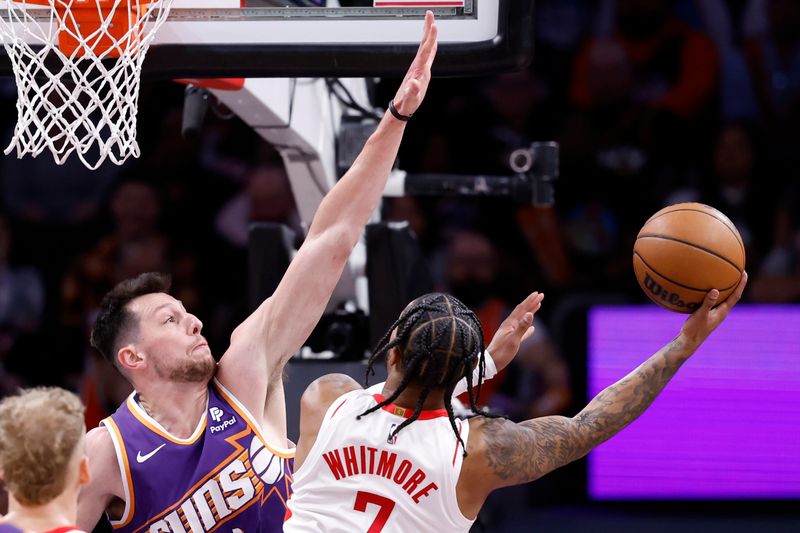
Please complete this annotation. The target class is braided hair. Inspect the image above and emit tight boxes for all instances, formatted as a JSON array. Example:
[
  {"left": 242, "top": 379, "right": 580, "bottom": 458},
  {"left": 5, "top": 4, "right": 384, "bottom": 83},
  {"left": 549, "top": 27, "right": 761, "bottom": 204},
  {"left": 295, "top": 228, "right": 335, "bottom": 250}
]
[{"left": 359, "top": 293, "right": 491, "bottom": 456}]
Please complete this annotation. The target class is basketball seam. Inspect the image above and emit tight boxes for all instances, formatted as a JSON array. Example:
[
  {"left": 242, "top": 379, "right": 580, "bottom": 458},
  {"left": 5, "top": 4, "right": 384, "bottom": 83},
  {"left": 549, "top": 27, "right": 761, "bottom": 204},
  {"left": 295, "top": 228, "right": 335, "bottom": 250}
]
[
  {"left": 636, "top": 234, "right": 743, "bottom": 271},
  {"left": 642, "top": 207, "right": 745, "bottom": 259},
  {"left": 633, "top": 251, "right": 740, "bottom": 292}
]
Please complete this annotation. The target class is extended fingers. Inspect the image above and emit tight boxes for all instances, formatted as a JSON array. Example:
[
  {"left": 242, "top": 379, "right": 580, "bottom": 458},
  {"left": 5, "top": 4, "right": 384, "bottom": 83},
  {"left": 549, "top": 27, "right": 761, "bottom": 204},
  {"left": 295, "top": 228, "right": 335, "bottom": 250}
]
[
  {"left": 423, "top": 10, "right": 434, "bottom": 35},
  {"left": 521, "top": 325, "right": 536, "bottom": 343},
  {"left": 508, "top": 292, "right": 539, "bottom": 320},
  {"left": 424, "top": 26, "right": 438, "bottom": 68},
  {"left": 524, "top": 292, "right": 544, "bottom": 315},
  {"left": 422, "top": 11, "right": 436, "bottom": 48},
  {"left": 509, "top": 312, "right": 534, "bottom": 342},
  {"left": 414, "top": 12, "right": 438, "bottom": 67},
  {"left": 731, "top": 271, "right": 748, "bottom": 302},
  {"left": 703, "top": 288, "right": 720, "bottom": 311},
  {"left": 499, "top": 293, "right": 541, "bottom": 338}
]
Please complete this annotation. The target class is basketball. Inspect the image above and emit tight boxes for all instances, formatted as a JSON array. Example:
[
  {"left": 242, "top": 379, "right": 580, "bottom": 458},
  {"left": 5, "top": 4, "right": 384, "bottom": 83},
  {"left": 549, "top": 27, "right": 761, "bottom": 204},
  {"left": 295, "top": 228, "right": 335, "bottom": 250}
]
[{"left": 633, "top": 203, "right": 745, "bottom": 313}]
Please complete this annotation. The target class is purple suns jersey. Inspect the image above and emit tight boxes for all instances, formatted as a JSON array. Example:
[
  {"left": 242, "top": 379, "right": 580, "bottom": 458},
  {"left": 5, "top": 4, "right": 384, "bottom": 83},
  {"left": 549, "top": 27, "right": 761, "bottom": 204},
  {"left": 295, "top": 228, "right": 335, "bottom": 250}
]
[{"left": 101, "top": 379, "right": 294, "bottom": 533}]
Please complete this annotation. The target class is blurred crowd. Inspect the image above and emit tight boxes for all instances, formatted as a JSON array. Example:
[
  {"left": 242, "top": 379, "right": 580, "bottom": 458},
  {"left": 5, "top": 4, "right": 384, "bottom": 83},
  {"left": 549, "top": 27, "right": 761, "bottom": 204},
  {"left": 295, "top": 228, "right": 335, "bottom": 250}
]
[{"left": 0, "top": 0, "right": 798, "bottom": 500}]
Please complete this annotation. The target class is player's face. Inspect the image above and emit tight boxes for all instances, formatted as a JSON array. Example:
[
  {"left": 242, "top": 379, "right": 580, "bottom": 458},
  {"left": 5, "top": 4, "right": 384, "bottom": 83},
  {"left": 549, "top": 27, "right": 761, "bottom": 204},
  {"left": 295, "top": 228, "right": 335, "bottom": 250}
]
[{"left": 129, "top": 293, "right": 216, "bottom": 383}]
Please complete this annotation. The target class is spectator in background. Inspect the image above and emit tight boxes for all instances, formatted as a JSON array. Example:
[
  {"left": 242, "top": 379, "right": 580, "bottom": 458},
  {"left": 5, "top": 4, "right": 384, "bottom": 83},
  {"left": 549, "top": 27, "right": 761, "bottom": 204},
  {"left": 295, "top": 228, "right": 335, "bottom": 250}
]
[
  {"left": 0, "top": 215, "right": 45, "bottom": 394},
  {"left": 210, "top": 161, "right": 304, "bottom": 344},
  {"left": 0, "top": 216, "right": 45, "bottom": 351},
  {"left": 516, "top": 204, "right": 575, "bottom": 290},
  {"left": 0, "top": 122, "right": 121, "bottom": 302},
  {"left": 567, "top": 0, "right": 720, "bottom": 196},
  {"left": 61, "top": 178, "right": 198, "bottom": 326},
  {"left": 214, "top": 162, "right": 302, "bottom": 249},
  {"left": 693, "top": 0, "right": 761, "bottom": 120},
  {"left": 443, "top": 230, "right": 571, "bottom": 420},
  {"left": 533, "top": 0, "right": 594, "bottom": 96},
  {"left": 667, "top": 120, "right": 774, "bottom": 265},
  {"left": 559, "top": 0, "right": 722, "bottom": 289},
  {"left": 744, "top": 0, "right": 800, "bottom": 162},
  {"left": 751, "top": 181, "right": 800, "bottom": 302},
  {"left": 572, "top": 0, "right": 719, "bottom": 123}
]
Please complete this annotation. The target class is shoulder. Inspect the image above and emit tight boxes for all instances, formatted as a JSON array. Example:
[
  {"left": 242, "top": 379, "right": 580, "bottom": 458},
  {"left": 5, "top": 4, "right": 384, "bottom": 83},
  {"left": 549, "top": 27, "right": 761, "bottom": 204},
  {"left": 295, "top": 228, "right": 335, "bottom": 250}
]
[
  {"left": 456, "top": 416, "right": 523, "bottom": 514},
  {"left": 85, "top": 425, "right": 123, "bottom": 495},
  {"left": 463, "top": 416, "right": 527, "bottom": 467},
  {"left": 300, "top": 374, "right": 363, "bottom": 434},
  {"left": 295, "top": 374, "right": 364, "bottom": 469},
  {"left": 86, "top": 425, "right": 115, "bottom": 459},
  {"left": 301, "top": 373, "right": 363, "bottom": 412}
]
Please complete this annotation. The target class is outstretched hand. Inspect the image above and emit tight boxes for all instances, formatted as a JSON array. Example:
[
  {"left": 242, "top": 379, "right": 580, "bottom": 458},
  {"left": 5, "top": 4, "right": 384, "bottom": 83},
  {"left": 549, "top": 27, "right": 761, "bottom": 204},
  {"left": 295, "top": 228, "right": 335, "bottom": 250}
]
[
  {"left": 680, "top": 271, "right": 748, "bottom": 349},
  {"left": 486, "top": 292, "right": 545, "bottom": 371},
  {"left": 392, "top": 11, "right": 438, "bottom": 117}
]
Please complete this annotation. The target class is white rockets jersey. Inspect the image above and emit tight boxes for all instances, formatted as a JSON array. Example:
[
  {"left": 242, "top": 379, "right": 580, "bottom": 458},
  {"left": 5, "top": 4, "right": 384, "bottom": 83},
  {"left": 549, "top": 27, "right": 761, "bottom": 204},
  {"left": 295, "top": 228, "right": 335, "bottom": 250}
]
[{"left": 284, "top": 385, "right": 475, "bottom": 533}]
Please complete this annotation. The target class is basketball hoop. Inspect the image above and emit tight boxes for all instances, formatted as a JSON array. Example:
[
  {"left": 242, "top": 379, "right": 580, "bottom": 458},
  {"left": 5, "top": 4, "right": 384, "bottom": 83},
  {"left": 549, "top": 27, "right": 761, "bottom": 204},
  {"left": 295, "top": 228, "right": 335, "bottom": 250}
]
[{"left": 0, "top": 0, "right": 175, "bottom": 169}]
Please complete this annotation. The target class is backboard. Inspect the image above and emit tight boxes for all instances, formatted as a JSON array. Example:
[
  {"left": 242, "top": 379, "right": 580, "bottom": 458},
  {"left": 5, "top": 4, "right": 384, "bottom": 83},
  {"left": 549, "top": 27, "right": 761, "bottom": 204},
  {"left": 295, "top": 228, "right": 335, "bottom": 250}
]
[{"left": 0, "top": 0, "right": 534, "bottom": 79}]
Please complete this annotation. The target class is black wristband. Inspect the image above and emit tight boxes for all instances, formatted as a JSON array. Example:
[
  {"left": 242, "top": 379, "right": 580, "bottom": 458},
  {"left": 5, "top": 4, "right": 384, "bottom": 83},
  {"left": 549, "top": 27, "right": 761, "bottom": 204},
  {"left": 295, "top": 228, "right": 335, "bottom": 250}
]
[{"left": 388, "top": 100, "right": 413, "bottom": 121}]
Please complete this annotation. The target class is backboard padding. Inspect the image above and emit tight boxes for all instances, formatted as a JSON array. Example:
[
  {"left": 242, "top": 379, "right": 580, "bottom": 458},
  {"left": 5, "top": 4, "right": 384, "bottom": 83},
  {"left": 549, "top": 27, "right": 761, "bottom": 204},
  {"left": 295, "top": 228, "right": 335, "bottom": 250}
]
[{"left": 0, "top": 1, "right": 534, "bottom": 78}]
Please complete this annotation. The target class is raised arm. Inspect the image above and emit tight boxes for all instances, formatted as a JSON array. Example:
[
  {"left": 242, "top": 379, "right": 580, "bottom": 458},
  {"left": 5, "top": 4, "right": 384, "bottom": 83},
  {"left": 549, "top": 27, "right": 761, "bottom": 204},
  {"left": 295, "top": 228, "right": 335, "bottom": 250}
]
[
  {"left": 215, "top": 13, "right": 438, "bottom": 423},
  {"left": 451, "top": 292, "right": 542, "bottom": 397},
  {"left": 459, "top": 274, "right": 747, "bottom": 513}
]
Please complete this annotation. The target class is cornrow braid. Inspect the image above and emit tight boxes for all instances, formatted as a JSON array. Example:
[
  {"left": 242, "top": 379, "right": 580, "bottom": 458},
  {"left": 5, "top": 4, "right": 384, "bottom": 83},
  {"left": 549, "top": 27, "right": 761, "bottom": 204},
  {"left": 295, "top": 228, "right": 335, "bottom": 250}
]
[{"left": 360, "top": 293, "right": 497, "bottom": 456}]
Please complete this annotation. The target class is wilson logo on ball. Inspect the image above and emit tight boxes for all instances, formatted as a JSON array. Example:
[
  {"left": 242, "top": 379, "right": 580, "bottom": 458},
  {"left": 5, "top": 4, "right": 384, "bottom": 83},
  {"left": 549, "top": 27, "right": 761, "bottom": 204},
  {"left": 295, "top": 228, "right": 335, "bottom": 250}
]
[
  {"left": 633, "top": 202, "right": 745, "bottom": 313},
  {"left": 643, "top": 273, "right": 700, "bottom": 310}
]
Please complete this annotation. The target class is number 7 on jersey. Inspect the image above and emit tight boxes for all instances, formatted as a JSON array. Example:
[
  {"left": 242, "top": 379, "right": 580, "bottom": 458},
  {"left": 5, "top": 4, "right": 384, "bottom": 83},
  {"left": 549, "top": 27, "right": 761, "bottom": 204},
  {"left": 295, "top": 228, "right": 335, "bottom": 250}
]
[{"left": 354, "top": 491, "right": 395, "bottom": 532}]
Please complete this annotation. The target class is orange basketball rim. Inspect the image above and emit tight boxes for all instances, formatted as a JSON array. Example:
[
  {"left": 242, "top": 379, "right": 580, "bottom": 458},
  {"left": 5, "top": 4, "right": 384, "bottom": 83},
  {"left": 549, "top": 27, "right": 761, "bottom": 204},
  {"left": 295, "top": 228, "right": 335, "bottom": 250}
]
[{"left": 15, "top": 0, "right": 156, "bottom": 57}]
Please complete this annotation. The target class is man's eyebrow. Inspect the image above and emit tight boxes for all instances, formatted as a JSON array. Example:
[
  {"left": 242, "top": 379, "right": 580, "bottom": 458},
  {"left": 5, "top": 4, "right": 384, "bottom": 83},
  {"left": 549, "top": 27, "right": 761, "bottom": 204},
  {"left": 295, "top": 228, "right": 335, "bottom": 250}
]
[{"left": 153, "top": 302, "right": 186, "bottom": 314}]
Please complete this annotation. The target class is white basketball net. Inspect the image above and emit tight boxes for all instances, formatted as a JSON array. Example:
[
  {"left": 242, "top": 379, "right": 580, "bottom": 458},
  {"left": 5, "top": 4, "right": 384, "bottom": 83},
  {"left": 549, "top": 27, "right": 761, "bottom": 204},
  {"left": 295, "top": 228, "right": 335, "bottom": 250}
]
[{"left": 0, "top": 1, "right": 174, "bottom": 169}]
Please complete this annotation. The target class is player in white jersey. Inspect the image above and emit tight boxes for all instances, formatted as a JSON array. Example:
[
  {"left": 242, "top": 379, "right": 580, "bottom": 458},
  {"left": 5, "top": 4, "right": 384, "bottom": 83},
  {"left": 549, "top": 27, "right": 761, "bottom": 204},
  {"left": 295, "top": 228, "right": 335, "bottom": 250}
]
[
  {"left": 286, "top": 273, "right": 747, "bottom": 532},
  {"left": 284, "top": 293, "right": 544, "bottom": 533}
]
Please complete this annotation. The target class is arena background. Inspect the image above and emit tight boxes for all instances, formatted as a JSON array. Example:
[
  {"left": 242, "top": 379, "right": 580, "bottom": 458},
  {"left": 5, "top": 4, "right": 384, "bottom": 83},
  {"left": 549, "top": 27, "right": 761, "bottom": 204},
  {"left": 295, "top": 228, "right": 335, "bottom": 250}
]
[{"left": 0, "top": 0, "right": 798, "bottom": 531}]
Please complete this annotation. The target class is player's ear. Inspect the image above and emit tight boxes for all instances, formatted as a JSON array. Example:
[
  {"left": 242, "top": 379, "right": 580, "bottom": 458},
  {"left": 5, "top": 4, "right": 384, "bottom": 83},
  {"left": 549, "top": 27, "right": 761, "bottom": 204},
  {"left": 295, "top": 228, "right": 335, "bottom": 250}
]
[
  {"left": 118, "top": 344, "right": 144, "bottom": 371},
  {"left": 387, "top": 347, "right": 401, "bottom": 370},
  {"left": 79, "top": 455, "right": 91, "bottom": 485}
]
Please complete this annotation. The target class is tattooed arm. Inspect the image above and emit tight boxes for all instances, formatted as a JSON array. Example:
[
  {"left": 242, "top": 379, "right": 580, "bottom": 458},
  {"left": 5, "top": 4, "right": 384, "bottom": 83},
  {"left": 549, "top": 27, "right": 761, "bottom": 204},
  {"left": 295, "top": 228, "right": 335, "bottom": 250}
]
[
  {"left": 457, "top": 273, "right": 747, "bottom": 516},
  {"left": 474, "top": 335, "right": 692, "bottom": 484}
]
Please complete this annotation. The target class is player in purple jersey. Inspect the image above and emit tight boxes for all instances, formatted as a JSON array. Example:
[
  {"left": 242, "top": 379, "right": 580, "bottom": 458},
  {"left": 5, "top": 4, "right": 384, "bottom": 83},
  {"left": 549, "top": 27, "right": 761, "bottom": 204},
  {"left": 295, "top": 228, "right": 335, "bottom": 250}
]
[{"left": 74, "top": 12, "right": 440, "bottom": 533}]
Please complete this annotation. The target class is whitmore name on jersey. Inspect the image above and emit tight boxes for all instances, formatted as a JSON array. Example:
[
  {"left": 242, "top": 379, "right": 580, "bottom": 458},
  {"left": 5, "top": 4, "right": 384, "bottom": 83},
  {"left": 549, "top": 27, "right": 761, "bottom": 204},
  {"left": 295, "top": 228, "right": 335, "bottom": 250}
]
[{"left": 322, "top": 445, "right": 439, "bottom": 504}]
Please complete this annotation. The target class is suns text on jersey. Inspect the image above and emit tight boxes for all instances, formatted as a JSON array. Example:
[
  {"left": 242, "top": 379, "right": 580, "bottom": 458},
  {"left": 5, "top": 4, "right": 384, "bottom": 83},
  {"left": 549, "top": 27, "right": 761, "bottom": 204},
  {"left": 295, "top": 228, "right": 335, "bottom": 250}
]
[
  {"left": 322, "top": 445, "right": 439, "bottom": 503},
  {"left": 145, "top": 447, "right": 263, "bottom": 532}
]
